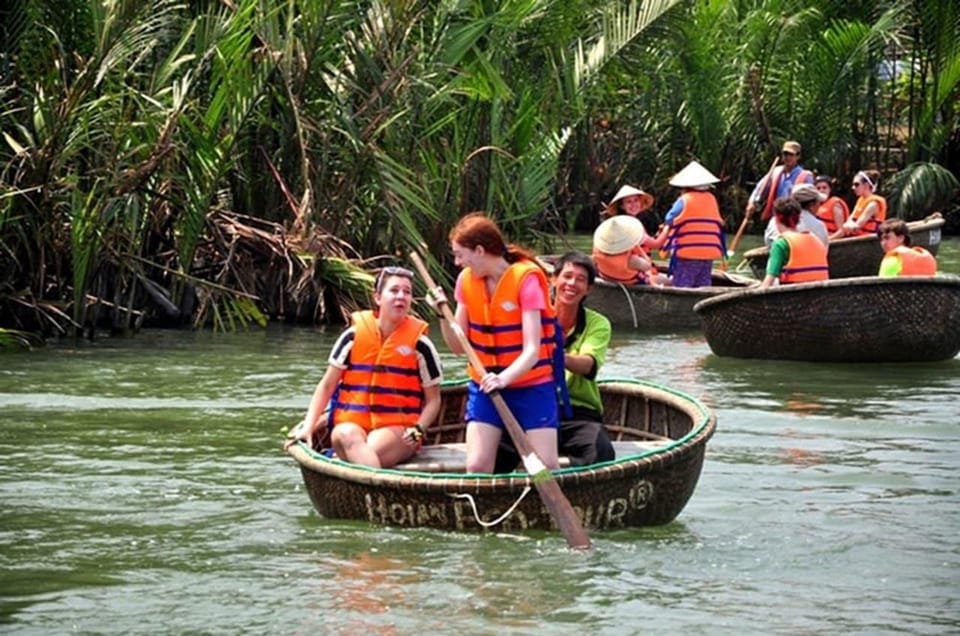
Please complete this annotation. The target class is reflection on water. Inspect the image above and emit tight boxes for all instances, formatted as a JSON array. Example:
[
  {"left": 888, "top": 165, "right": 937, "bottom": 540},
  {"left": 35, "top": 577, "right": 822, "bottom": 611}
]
[
  {"left": 2, "top": 246, "right": 959, "bottom": 634},
  {"left": 700, "top": 353, "right": 960, "bottom": 419}
]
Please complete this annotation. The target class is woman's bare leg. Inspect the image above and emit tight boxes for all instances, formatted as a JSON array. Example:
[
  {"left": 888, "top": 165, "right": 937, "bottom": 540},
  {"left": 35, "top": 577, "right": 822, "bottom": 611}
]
[
  {"left": 465, "top": 421, "right": 502, "bottom": 473},
  {"left": 331, "top": 423, "right": 381, "bottom": 468}
]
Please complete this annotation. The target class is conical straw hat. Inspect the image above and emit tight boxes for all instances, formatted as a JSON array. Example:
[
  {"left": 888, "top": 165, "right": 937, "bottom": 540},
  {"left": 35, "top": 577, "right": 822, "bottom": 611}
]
[
  {"left": 604, "top": 185, "right": 654, "bottom": 216},
  {"left": 669, "top": 161, "right": 720, "bottom": 188},
  {"left": 593, "top": 215, "right": 647, "bottom": 254}
]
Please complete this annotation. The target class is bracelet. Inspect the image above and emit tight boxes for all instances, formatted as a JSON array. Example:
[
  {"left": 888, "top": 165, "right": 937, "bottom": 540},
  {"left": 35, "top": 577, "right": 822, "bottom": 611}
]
[{"left": 408, "top": 423, "right": 425, "bottom": 442}]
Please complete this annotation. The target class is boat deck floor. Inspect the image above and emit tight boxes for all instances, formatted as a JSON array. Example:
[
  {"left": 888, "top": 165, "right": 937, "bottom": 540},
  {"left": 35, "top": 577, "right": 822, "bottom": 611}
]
[{"left": 395, "top": 440, "right": 671, "bottom": 473}]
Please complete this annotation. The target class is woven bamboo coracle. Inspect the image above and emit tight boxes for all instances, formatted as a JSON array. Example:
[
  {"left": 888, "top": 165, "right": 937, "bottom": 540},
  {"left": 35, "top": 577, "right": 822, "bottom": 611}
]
[
  {"left": 694, "top": 275, "right": 960, "bottom": 362},
  {"left": 743, "top": 214, "right": 945, "bottom": 279},
  {"left": 286, "top": 379, "right": 716, "bottom": 533}
]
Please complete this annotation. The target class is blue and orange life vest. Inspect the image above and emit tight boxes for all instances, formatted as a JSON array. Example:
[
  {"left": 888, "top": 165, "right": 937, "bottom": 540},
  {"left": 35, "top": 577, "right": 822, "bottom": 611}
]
[
  {"left": 761, "top": 167, "right": 814, "bottom": 221},
  {"left": 886, "top": 245, "right": 937, "bottom": 276},
  {"left": 666, "top": 191, "right": 725, "bottom": 261},
  {"left": 780, "top": 232, "right": 829, "bottom": 284},
  {"left": 331, "top": 310, "right": 426, "bottom": 431},
  {"left": 460, "top": 261, "right": 558, "bottom": 388},
  {"left": 849, "top": 195, "right": 887, "bottom": 235},
  {"left": 592, "top": 245, "right": 659, "bottom": 284},
  {"left": 815, "top": 196, "right": 850, "bottom": 234}
]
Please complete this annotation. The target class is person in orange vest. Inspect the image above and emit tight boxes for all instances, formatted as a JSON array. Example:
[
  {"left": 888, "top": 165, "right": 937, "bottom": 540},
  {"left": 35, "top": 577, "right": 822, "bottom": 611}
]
[
  {"left": 592, "top": 214, "right": 669, "bottom": 286},
  {"left": 646, "top": 160, "right": 725, "bottom": 287},
  {"left": 494, "top": 251, "right": 616, "bottom": 472},
  {"left": 284, "top": 267, "right": 444, "bottom": 468},
  {"left": 841, "top": 169, "right": 887, "bottom": 236},
  {"left": 813, "top": 175, "right": 850, "bottom": 238},
  {"left": 745, "top": 140, "right": 815, "bottom": 222},
  {"left": 428, "top": 212, "right": 565, "bottom": 474},
  {"left": 760, "top": 198, "right": 829, "bottom": 288},
  {"left": 878, "top": 219, "right": 937, "bottom": 277}
]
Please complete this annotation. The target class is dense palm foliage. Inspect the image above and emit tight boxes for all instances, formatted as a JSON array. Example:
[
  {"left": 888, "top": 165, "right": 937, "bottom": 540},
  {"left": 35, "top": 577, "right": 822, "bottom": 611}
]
[{"left": 1, "top": 0, "right": 958, "bottom": 342}]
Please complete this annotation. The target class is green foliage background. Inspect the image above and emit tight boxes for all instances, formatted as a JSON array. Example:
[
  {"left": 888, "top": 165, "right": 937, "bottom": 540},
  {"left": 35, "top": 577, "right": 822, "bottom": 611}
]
[{"left": 1, "top": 0, "right": 958, "bottom": 339}]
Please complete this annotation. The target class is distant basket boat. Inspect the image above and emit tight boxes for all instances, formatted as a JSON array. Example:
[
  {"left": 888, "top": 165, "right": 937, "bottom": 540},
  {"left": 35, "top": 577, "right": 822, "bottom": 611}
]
[
  {"left": 741, "top": 213, "right": 945, "bottom": 279},
  {"left": 586, "top": 270, "right": 756, "bottom": 329},
  {"left": 693, "top": 275, "right": 960, "bottom": 362},
  {"left": 286, "top": 379, "right": 716, "bottom": 533},
  {"left": 540, "top": 255, "right": 755, "bottom": 329}
]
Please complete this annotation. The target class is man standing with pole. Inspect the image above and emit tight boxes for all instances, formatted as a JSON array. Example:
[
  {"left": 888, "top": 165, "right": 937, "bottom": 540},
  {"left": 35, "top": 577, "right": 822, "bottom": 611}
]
[
  {"left": 745, "top": 140, "right": 814, "bottom": 223},
  {"left": 729, "top": 140, "right": 814, "bottom": 257}
]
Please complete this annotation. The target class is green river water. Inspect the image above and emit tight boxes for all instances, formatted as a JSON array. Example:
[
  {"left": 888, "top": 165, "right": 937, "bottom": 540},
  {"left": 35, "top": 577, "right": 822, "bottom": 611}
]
[{"left": 2, "top": 238, "right": 959, "bottom": 635}]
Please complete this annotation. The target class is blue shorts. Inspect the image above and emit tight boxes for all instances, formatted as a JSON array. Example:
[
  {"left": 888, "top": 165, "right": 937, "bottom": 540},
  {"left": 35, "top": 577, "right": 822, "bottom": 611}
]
[{"left": 465, "top": 381, "right": 559, "bottom": 431}]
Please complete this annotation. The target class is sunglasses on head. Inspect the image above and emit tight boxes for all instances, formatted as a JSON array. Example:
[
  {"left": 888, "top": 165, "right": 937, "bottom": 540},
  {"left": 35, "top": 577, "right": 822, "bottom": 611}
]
[{"left": 375, "top": 266, "right": 415, "bottom": 287}]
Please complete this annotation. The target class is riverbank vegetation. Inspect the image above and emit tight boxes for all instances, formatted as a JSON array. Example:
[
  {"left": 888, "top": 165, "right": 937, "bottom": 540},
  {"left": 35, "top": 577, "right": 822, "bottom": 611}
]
[{"left": 2, "top": 0, "right": 958, "bottom": 343}]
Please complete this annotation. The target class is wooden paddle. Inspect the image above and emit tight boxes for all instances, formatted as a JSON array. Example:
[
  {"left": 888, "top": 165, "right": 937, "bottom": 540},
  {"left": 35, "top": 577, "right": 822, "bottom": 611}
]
[
  {"left": 409, "top": 251, "right": 591, "bottom": 550},
  {"left": 727, "top": 154, "right": 780, "bottom": 258}
]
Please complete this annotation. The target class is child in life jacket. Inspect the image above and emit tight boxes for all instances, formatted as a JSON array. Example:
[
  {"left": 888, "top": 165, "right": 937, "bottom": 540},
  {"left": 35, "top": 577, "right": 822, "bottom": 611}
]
[
  {"left": 592, "top": 215, "right": 670, "bottom": 286},
  {"left": 877, "top": 219, "right": 937, "bottom": 277}
]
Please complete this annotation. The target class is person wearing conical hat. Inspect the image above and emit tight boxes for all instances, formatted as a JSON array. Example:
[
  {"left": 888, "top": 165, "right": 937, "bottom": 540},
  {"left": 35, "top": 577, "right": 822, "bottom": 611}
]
[
  {"left": 592, "top": 215, "right": 669, "bottom": 286},
  {"left": 745, "top": 140, "right": 815, "bottom": 222},
  {"left": 602, "top": 184, "right": 655, "bottom": 219},
  {"left": 646, "top": 161, "right": 726, "bottom": 288}
]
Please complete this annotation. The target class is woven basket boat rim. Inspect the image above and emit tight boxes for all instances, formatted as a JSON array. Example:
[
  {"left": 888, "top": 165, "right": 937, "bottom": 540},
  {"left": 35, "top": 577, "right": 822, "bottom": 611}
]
[
  {"left": 742, "top": 213, "right": 945, "bottom": 259},
  {"left": 694, "top": 274, "right": 960, "bottom": 314},
  {"left": 286, "top": 377, "right": 715, "bottom": 487},
  {"left": 592, "top": 275, "right": 756, "bottom": 296}
]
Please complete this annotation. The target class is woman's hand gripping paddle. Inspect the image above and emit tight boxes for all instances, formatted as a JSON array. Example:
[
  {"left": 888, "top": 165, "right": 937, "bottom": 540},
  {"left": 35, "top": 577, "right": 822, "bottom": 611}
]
[{"left": 410, "top": 251, "right": 591, "bottom": 550}]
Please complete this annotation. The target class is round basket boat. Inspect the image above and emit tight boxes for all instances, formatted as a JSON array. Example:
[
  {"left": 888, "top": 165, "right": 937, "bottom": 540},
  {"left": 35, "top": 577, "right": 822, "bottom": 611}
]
[
  {"left": 286, "top": 378, "right": 716, "bottom": 533},
  {"left": 742, "top": 213, "right": 945, "bottom": 279},
  {"left": 693, "top": 275, "right": 960, "bottom": 362},
  {"left": 586, "top": 270, "right": 755, "bottom": 330}
]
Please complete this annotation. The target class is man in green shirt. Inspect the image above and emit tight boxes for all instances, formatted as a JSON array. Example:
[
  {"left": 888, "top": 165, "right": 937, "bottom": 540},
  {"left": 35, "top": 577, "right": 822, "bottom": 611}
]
[{"left": 495, "top": 252, "right": 615, "bottom": 471}]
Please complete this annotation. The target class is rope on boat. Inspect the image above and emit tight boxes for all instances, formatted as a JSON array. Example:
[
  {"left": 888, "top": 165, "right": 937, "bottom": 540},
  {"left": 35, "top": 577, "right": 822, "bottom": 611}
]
[
  {"left": 615, "top": 282, "right": 639, "bottom": 328},
  {"left": 448, "top": 486, "right": 532, "bottom": 528}
]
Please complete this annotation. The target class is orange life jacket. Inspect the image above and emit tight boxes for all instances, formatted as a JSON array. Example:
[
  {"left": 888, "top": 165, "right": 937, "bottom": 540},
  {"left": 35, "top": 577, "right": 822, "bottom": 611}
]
[
  {"left": 889, "top": 245, "right": 937, "bottom": 276},
  {"left": 849, "top": 195, "right": 887, "bottom": 235},
  {"left": 460, "top": 260, "right": 557, "bottom": 387},
  {"left": 331, "top": 310, "right": 426, "bottom": 431},
  {"left": 815, "top": 196, "right": 850, "bottom": 234},
  {"left": 780, "top": 231, "right": 829, "bottom": 284},
  {"left": 592, "top": 244, "right": 658, "bottom": 284},
  {"left": 761, "top": 167, "right": 814, "bottom": 220},
  {"left": 667, "top": 191, "right": 725, "bottom": 260}
]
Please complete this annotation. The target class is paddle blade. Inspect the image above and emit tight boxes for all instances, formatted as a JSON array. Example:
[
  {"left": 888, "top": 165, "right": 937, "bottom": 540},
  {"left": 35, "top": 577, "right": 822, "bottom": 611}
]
[{"left": 535, "top": 477, "right": 592, "bottom": 550}]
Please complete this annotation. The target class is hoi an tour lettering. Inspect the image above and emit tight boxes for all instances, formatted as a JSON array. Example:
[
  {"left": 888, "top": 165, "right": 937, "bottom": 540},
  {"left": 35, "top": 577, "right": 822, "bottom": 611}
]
[{"left": 363, "top": 479, "right": 654, "bottom": 530}]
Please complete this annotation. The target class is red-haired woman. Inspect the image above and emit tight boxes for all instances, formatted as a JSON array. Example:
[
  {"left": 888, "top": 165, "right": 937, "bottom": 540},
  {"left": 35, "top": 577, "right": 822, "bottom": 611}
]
[{"left": 430, "top": 212, "right": 562, "bottom": 473}]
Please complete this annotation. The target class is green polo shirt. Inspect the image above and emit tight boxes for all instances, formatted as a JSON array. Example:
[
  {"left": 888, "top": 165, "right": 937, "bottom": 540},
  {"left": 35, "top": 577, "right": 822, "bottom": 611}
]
[
  {"left": 564, "top": 304, "right": 611, "bottom": 416},
  {"left": 765, "top": 237, "right": 790, "bottom": 277}
]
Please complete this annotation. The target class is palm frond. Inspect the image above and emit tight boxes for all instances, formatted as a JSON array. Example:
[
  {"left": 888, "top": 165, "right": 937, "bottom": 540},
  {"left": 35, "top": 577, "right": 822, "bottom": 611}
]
[{"left": 884, "top": 162, "right": 960, "bottom": 219}]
